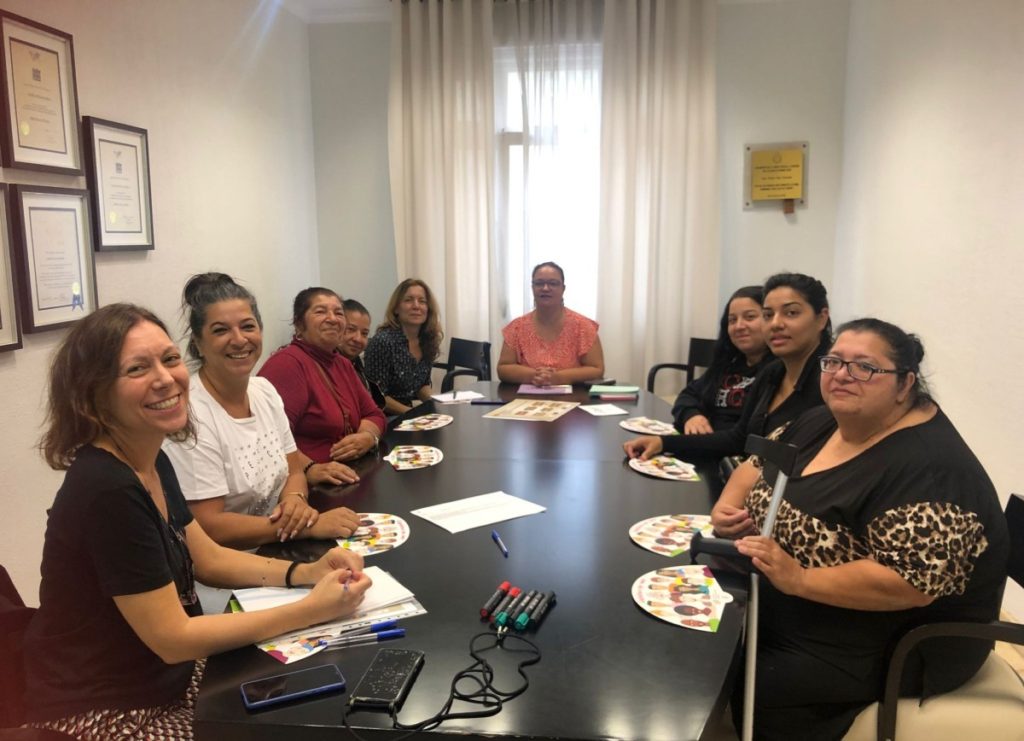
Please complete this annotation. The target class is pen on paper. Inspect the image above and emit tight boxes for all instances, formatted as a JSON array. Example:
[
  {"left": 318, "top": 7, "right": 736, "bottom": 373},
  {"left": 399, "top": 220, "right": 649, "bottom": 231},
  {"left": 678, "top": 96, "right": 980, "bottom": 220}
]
[{"left": 491, "top": 529, "right": 509, "bottom": 558}]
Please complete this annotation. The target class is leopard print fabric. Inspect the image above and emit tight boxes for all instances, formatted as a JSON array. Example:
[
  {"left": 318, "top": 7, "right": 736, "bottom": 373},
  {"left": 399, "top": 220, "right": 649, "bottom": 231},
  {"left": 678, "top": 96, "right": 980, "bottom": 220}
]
[{"left": 747, "top": 475, "right": 988, "bottom": 598}]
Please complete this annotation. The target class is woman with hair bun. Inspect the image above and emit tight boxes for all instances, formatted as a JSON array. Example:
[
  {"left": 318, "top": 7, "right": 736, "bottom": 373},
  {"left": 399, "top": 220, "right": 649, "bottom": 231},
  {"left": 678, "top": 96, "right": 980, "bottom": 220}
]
[
  {"left": 712, "top": 318, "right": 1008, "bottom": 739},
  {"left": 163, "top": 273, "right": 362, "bottom": 550}
]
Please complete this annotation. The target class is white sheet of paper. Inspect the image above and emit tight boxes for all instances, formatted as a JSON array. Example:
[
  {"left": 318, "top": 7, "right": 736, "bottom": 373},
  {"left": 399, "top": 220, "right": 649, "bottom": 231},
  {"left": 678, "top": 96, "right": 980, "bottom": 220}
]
[
  {"left": 233, "top": 565, "right": 413, "bottom": 614},
  {"left": 431, "top": 390, "right": 485, "bottom": 403},
  {"left": 410, "top": 490, "right": 546, "bottom": 534},
  {"left": 578, "top": 403, "right": 629, "bottom": 416}
]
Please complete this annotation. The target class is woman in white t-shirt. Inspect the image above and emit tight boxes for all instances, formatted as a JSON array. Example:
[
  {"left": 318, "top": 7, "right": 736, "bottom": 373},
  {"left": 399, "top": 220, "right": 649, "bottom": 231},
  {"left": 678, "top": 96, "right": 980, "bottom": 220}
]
[{"left": 163, "top": 273, "right": 361, "bottom": 549}]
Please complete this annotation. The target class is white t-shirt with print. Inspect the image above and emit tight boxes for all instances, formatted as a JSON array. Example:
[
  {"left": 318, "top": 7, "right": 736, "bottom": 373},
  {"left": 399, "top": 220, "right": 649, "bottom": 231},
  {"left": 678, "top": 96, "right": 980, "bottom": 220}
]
[{"left": 163, "top": 375, "right": 297, "bottom": 517}]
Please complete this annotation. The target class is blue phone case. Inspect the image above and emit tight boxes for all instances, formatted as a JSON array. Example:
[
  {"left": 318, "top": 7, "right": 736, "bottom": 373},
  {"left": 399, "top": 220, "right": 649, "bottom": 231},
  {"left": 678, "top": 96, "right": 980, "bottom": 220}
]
[{"left": 240, "top": 664, "right": 346, "bottom": 711}]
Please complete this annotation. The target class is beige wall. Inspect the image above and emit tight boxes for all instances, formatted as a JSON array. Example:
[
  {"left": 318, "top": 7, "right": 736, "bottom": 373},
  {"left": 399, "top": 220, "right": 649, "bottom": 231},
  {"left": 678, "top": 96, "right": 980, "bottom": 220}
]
[
  {"left": 717, "top": 0, "right": 850, "bottom": 298},
  {"left": 834, "top": 0, "right": 1024, "bottom": 616},
  {"left": 0, "top": 0, "right": 320, "bottom": 601},
  {"left": 310, "top": 21, "right": 397, "bottom": 321}
]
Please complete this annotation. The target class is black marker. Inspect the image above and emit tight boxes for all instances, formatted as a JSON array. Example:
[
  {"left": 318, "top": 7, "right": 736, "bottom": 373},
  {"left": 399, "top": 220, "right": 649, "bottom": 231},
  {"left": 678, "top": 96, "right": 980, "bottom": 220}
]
[
  {"left": 480, "top": 580, "right": 511, "bottom": 618},
  {"left": 514, "top": 590, "right": 545, "bottom": 631},
  {"left": 490, "top": 587, "right": 520, "bottom": 624},
  {"left": 528, "top": 591, "right": 557, "bottom": 629},
  {"left": 471, "top": 400, "right": 505, "bottom": 405},
  {"left": 509, "top": 589, "right": 536, "bottom": 625}
]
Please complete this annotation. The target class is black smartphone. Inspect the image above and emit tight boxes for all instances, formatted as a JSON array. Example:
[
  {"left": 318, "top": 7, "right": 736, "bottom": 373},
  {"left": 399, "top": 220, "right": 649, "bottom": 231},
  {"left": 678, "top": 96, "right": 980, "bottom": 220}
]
[
  {"left": 348, "top": 648, "right": 425, "bottom": 713},
  {"left": 240, "top": 663, "right": 346, "bottom": 711}
]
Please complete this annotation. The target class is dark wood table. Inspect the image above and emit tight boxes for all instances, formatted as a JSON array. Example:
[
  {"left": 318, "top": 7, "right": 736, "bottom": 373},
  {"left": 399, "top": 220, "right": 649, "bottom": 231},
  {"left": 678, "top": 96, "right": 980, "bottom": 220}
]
[{"left": 194, "top": 384, "right": 746, "bottom": 740}]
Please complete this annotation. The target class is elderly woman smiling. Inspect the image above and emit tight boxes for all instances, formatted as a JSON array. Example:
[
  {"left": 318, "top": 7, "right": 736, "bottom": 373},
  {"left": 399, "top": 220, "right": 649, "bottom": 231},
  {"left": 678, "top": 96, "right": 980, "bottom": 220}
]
[{"left": 712, "top": 318, "right": 1008, "bottom": 740}]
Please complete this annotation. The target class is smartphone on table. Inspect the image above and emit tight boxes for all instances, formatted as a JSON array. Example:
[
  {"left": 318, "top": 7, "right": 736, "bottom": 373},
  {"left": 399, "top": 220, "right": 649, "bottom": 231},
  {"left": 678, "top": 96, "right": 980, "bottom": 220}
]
[
  {"left": 348, "top": 648, "right": 425, "bottom": 713},
  {"left": 240, "top": 663, "right": 346, "bottom": 711}
]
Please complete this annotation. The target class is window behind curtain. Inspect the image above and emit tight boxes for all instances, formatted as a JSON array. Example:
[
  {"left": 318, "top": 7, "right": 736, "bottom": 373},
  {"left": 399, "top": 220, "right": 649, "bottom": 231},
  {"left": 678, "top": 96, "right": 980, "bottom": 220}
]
[{"left": 493, "top": 22, "right": 602, "bottom": 323}]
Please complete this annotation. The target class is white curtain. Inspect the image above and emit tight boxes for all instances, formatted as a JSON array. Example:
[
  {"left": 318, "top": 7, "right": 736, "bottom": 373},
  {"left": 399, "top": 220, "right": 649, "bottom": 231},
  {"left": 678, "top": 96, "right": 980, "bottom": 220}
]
[
  {"left": 597, "top": 0, "right": 719, "bottom": 391},
  {"left": 388, "top": 0, "right": 497, "bottom": 343},
  {"left": 493, "top": 1, "right": 604, "bottom": 323}
]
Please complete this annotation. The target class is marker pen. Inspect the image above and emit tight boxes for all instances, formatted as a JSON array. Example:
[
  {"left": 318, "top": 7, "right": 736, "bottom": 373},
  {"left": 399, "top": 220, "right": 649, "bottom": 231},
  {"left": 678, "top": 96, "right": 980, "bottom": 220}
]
[
  {"left": 509, "top": 589, "right": 536, "bottom": 625},
  {"left": 490, "top": 586, "right": 521, "bottom": 623},
  {"left": 528, "top": 591, "right": 557, "bottom": 629},
  {"left": 496, "top": 589, "right": 529, "bottom": 628},
  {"left": 480, "top": 581, "right": 511, "bottom": 618},
  {"left": 514, "top": 590, "right": 545, "bottom": 631}
]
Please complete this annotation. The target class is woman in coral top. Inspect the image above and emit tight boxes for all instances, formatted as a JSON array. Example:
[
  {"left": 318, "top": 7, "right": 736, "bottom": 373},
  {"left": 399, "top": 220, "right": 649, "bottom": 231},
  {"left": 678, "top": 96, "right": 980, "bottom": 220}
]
[{"left": 497, "top": 262, "right": 605, "bottom": 386}]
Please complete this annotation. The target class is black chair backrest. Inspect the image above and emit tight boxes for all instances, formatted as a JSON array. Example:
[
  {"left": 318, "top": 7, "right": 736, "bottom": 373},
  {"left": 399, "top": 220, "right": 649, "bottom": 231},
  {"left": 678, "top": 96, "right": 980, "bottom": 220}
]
[
  {"left": 688, "top": 337, "right": 716, "bottom": 373},
  {"left": 445, "top": 338, "right": 492, "bottom": 380},
  {"left": 1006, "top": 493, "right": 1023, "bottom": 589}
]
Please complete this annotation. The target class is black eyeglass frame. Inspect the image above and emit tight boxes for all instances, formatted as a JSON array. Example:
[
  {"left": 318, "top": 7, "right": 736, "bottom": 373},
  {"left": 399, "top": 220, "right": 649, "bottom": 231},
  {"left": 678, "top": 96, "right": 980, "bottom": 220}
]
[
  {"left": 531, "top": 280, "right": 563, "bottom": 289},
  {"left": 819, "top": 355, "right": 907, "bottom": 382}
]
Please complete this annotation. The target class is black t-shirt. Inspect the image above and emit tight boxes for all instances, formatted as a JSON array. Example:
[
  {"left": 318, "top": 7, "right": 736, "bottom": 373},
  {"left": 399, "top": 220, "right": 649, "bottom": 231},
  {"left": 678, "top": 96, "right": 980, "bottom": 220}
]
[
  {"left": 671, "top": 353, "right": 773, "bottom": 431},
  {"left": 25, "top": 446, "right": 202, "bottom": 722},
  {"left": 662, "top": 337, "right": 831, "bottom": 459},
  {"left": 751, "top": 406, "right": 1009, "bottom": 697}
]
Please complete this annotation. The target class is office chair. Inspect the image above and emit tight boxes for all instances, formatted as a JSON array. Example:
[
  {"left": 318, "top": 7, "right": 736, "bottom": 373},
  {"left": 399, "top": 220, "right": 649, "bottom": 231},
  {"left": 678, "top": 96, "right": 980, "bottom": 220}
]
[
  {"left": 433, "top": 338, "right": 492, "bottom": 394},
  {"left": 843, "top": 492, "right": 1024, "bottom": 741},
  {"left": 646, "top": 337, "right": 716, "bottom": 393}
]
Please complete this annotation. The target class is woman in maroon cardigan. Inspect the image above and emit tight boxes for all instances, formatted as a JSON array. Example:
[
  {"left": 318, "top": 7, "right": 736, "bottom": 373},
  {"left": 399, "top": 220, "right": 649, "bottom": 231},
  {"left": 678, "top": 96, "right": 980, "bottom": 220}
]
[{"left": 259, "top": 288, "right": 387, "bottom": 471}]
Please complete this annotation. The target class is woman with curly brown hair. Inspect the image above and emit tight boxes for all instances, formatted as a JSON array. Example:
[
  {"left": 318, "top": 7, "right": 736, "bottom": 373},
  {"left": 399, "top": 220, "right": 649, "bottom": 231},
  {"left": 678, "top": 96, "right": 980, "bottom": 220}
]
[{"left": 364, "top": 278, "right": 444, "bottom": 414}]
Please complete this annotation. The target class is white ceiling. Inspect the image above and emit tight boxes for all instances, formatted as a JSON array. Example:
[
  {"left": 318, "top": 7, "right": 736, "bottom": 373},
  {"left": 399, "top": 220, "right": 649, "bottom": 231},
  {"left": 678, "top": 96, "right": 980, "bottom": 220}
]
[{"left": 278, "top": 0, "right": 390, "bottom": 24}]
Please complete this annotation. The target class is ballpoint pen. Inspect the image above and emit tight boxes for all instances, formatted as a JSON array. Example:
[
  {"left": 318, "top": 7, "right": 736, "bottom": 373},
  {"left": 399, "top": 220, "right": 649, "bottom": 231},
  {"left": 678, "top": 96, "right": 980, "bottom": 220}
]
[
  {"left": 321, "top": 628, "right": 405, "bottom": 651},
  {"left": 491, "top": 529, "right": 509, "bottom": 558}
]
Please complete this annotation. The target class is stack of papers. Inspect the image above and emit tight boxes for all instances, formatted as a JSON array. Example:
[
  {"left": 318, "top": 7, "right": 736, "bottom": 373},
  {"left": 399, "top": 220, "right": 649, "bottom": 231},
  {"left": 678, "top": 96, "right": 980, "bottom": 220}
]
[
  {"left": 518, "top": 384, "right": 572, "bottom": 395},
  {"left": 233, "top": 565, "right": 426, "bottom": 664},
  {"left": 589, "top": 384, "right": 639, "bottom": 401}
]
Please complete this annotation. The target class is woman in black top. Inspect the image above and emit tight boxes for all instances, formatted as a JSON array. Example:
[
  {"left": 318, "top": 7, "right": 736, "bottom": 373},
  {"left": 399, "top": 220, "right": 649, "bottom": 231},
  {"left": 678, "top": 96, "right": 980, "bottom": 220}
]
[
  {"left": 625, "top": 272, "right": 831, "bottom": 462},
  {"left": 671, "top": 285, "right": 772, "bottom": 433},
  {"left": 713, "top": 319, "right": 1008, "bottom": 740},
  {"left": 24, "top": 304, "right": 372, "bottom": 739}
]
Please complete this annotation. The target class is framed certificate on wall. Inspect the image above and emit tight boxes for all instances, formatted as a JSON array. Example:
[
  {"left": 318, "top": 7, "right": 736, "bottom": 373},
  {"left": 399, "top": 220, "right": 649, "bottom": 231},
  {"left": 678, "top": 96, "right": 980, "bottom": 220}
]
[
  {"left": 0, "top": 11, "right": 83, "bottom": 174},
  {"left": 83, "top": 117, "right": 155, "bottom": 251},
  {"left": 0, "top": 184, "right": 23, "bottom": 351},
  {"left": 9, "top": 185, "right": 96, "bottom": 332}
]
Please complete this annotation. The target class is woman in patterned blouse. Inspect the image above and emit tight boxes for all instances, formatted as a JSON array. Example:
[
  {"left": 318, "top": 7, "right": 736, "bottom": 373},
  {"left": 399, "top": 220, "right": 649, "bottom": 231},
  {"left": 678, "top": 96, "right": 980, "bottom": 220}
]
[
  {"left": 496, "top": 261, "right": 605, "bottom": 386},
  {"left": 712, "top": 318, "right": 1009, "bottom": 740},
  {"left": 364, "top": 279, "right": 444, "bottom": 414}
]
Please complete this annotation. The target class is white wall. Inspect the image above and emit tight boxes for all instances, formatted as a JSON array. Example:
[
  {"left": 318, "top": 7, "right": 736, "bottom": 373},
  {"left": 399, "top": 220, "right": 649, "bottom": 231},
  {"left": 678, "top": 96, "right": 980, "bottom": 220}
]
[
  {"left": 309, "top": 21, "right": 397, "bottom": 320},
  {"left": 834, "top": 0, "right": 1024, "bottom": 616},
  {"left": 716, "top": 0, "right": 849, "bottom": 302},
  {"left": 0, "top": 0, "right": 320, "bottom": 602}
]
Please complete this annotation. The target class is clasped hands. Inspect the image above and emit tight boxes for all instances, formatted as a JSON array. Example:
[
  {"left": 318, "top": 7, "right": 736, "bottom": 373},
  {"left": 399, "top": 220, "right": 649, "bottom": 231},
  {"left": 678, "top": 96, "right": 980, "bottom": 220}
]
[
  {"left": 530, "top": 366, "right": 562, "bottom": 387},
  {"left": 270, "top": 497, "right": 362, "bottom": 542}
]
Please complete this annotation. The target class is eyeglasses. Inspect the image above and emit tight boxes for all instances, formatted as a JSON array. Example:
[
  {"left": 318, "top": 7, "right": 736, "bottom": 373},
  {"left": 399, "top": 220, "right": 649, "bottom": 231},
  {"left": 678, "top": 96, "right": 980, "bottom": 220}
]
[
  {"left": 532, "top": 280, "right": 563, "bottom": 289},
  {"left": 819, "top": 355, "right": 904, "bottom": 382}
]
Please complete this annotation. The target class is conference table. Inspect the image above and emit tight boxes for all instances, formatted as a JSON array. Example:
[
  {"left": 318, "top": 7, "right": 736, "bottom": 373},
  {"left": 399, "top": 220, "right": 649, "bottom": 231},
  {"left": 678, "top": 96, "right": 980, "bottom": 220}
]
[{"left": 194, "top": 383, "right": 748, "bottom": 741}]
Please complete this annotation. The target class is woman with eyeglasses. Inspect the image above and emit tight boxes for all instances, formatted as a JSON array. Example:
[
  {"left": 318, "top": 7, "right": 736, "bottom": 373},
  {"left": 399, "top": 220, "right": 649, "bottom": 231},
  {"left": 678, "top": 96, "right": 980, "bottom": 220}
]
[
  {"left": 496, "top": 261, "right": 605, "bottom": 386},
  {"left": 625, "top": 272, "right": 831, "bottom": 462},
  {"left": 364, "top": 279, "right": 444, "bottom": 414},
  {"left": 712, "top": 318, "right": 1009, "bottom": 740}
]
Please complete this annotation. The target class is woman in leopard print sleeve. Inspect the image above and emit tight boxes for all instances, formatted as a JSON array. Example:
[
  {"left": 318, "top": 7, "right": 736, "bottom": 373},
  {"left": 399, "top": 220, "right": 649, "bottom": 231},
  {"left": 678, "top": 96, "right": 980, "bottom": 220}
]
[{"left": 711, "top": 318, "right": 1009, "bottom": 741}]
